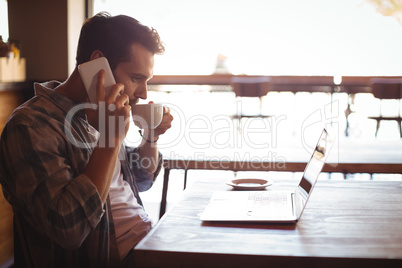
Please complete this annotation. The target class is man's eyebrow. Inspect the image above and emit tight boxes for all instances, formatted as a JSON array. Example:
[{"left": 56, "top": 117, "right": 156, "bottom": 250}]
[{"left": 130, "top": 73, "right": 149, "bottom": 79}]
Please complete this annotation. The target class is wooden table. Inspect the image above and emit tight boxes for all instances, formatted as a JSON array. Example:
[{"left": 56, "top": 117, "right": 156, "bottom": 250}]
[
  {"left": 135, "top": 176, "right": 402, "bottom": 268},
  {"left": 158, "top": 139, "right": 402, "bottom": 217}
]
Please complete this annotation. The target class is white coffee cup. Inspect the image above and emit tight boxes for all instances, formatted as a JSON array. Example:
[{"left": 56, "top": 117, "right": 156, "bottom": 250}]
[{"left": 131, "top": 103, "right": 164, "bottom": 129}]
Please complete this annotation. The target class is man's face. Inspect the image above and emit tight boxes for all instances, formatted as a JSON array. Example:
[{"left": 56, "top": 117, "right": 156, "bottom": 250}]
[{"left": 112, "top": 43, "right": 154, "bottom": 106}]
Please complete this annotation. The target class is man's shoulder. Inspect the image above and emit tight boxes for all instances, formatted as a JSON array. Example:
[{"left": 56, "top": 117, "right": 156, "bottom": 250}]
[{"left": 4, "top": 95, "right": 63, "bottom": 130}]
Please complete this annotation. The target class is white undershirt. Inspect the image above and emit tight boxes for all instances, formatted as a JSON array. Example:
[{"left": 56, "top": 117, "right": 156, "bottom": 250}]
[
  {"left": 109, "top": 148, "right": 153, "bottom": 260},
  {"left": 87, "top": 125, "right": 152, "bottom": 260}
]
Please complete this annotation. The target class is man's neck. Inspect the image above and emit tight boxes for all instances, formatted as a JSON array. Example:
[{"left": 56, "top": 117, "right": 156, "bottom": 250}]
[{"left": 55, "top": 68, "right": 88, "bottom": 103}]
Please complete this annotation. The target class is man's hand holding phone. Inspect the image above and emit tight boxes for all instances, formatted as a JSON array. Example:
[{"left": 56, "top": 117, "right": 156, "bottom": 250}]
[
  {"left": 95, "top": 69, "right": 131, "bottom": 149},
  {"left": 79, "top": 57, "right": 130, "bottom": 149}
]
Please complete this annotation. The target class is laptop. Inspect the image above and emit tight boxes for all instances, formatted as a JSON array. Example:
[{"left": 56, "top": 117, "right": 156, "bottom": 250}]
[{"left": 200, "top": 127, "right": 335, "bottom": 223}]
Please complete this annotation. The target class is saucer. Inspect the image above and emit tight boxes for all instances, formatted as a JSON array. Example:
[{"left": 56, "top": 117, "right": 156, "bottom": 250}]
[{"left": 226, "top": 178, "right": 273, "bottom": 190}]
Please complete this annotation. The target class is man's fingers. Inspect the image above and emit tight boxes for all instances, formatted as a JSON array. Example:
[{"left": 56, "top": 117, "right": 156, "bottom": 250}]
[
  {"left": 163, "top": 105, "right": 170, "bottom": 115},
  {"left": 107, "top": 83, "right": 125, "bottom": 102}
]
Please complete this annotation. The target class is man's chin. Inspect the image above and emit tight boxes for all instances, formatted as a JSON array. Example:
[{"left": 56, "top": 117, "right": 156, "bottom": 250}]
[{"left": 130, "top": 100, "right": 139, "bottom": 106}]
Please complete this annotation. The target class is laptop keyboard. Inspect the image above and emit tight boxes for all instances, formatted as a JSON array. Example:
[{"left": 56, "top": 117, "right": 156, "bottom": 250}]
[{"left": 247, "top": 191, "right": 290, "bottom": 216}]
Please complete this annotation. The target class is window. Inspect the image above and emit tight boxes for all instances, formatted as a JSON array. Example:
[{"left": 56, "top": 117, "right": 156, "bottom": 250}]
[
  {"left": 92, "top": 0, "right": 402, "bottom": 76},
  {"left": 0, "top": 0, "right": 8, "bottom": 42}
]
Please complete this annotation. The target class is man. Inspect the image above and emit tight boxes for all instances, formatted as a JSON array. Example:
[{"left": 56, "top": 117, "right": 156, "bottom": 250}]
[{"left": 0, "top": 12, "right": 173, "bottom": 267}]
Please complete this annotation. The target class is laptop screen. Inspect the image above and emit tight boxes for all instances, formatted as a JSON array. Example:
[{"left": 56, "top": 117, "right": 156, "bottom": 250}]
[{"left": 296, "top": 128, "right": 334, "bottom": 215}]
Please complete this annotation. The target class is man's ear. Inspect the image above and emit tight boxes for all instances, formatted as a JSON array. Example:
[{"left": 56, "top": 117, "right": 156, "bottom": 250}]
[{"left": 90, "top": 50, "right": 104, "bottom": 60}]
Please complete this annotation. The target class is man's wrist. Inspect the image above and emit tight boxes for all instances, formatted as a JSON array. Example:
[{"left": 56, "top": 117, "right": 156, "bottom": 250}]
[{"left": 139, "top": 129, "right": 159, "bottom": 143}]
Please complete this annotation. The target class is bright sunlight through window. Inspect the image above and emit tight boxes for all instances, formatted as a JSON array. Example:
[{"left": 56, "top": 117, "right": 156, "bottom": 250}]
[
  {"left": 0, "top": 0, "right": 9, "bottom": 42},
  {"left": 92, "top": 1, "right": 402, "bottom": 209},
  {"left": 93, "top": 0, "right": 402, "bottom": 76}
]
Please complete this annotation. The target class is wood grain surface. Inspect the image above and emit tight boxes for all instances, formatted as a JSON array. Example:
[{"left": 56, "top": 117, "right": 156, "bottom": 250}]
[{"left": 135, "top": 177, "right": 402, "bottom": 268}]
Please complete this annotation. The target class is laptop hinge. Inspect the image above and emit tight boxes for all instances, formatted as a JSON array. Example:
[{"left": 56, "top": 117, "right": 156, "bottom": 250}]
[{"left": 291, "top": 193, "right": 298, "bottom": 219}]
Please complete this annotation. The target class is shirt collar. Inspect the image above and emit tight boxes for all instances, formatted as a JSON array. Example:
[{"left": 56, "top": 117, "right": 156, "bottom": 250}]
[{"left": 34, "top": 81, "right": 87, "bottom": 119}]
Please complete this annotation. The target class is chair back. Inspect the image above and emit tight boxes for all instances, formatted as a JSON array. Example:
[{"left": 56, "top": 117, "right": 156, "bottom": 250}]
[
  {"left": 370, "top": 78, "right": 402, "bottom": 100},
  {"left": 231, "top": 77, "right": 270, "bottom": 98}
]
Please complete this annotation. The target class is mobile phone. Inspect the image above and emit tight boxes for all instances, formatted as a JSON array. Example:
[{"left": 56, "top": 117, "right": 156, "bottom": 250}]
[{"left": 78, "top": 57, "right": 116, "bottom": 103}]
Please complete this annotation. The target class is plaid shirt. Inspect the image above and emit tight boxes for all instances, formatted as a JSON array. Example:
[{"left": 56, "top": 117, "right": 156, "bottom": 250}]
[{"left": 0, "top": 81, "right": 161, "bottom": 267}]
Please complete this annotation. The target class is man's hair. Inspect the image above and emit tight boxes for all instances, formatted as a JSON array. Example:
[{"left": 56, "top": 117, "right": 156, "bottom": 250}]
[{"left": 76, "top": 12, "right": 165, "bottom": 69}]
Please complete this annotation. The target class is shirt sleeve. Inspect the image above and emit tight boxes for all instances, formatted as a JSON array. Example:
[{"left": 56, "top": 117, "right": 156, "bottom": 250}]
[
  {"left": 0, "top": 115, "right": 104, "bottom": 250},
  {"left": 125, "top": 146, "right": 163, "bottom": 192}
]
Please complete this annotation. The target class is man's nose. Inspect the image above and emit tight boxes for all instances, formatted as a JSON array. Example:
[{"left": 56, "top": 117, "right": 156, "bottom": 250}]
[{"left": 136, "top": 82, "right": 148, "bottom": 100}]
